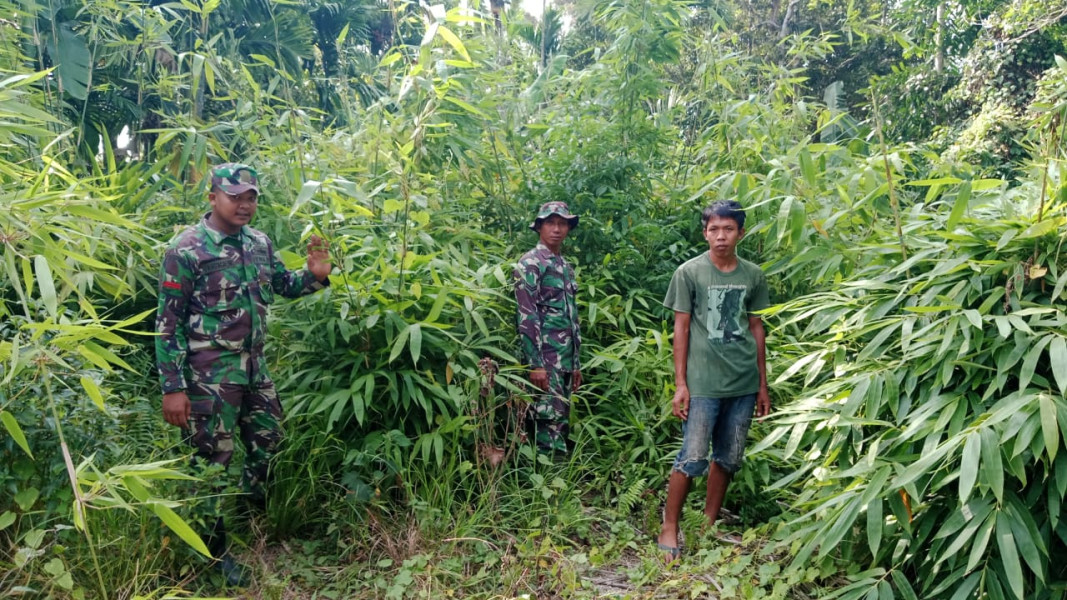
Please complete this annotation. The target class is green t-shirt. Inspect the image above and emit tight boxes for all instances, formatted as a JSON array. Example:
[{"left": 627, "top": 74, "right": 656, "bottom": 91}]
[{"left": 663, "top": 253, "right": 769, "bottom": 398}]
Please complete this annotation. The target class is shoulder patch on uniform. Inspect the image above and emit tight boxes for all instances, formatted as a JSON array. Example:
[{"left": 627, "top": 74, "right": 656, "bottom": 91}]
[{"left": 162, "top": 281, "right": 182, "bottom": 290}]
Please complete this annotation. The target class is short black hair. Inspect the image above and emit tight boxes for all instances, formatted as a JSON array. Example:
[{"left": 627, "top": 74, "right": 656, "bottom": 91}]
[{"left": 701, "top": 200, "right": 746, "bottom": 230}]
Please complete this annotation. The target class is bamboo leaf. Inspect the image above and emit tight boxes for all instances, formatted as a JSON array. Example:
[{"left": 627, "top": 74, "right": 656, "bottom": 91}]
[
  {"left": 79, "top": 376, "right": 106, "bottom": 411},
  {"left": 436, "top": 26, "right": 471, "bottom": 62},
  {"left": 34, "top": 255, "right": 58, "bottom": 318},
  {"left": 290, "top": 180, "right": 322, "bottom": 217},
  {"left": 150, "top": 503, "right": 211, "bottom": 557},
  {"left": 409, "top": 323, "right": 423, "bottom": 364},
  {"left": 1050, "top": 336, "right": 1067, "bottom": 397},
  {"left": 996, "top": 511, "right": 1025, "bottom": 599},
  {"left": 1019, "top": 336, "right": 1051, "bottom": 392},
  {"left": 980, "top": 427, "right": 1004, "bottom": 502},
  {"left": 945, "top": 180, "right": 971, "bottom": 229},
  {"left": 866, "top": 497, "right": 883, "bottom": 556},
  {"left": 1, "top": 411, "right": 33, "bottom": 459},
  {"left": 1005, "top": 499, "right": 1046, "bottom": 582},
  {"left": 389, "top": 325, "right": 412, "bottom": 363},
  {"left": 959, "top": 431, "right": 980, "bottom": 505},
  {"left": 443, "top": 96, "right": 488, "bottom": 119},
  {"left": 1040, "top": 394, "right": 1059, "bottom": 462},
  {"left": 890, "top": 570, "right": 919, "bottom": 600},
  {"left": 966, "top": 511, "right": 996, "bottom": 573}
]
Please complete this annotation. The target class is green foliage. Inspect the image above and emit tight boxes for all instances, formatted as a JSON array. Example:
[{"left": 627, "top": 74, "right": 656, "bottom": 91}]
[
  {"left": 4, "top": 0, "right": 1067, "bottom": 597},
  {"left": 759, "top": 175, "right": 1067, "bottom": 598}
]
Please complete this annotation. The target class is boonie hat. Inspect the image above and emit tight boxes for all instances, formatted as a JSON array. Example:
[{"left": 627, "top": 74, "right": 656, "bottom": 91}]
[
  {"left": 211, "top": 163, "right": 260, "bottom": 195},
  {"left": 530, "top": 201, "right": 579, "bottom": 231}
]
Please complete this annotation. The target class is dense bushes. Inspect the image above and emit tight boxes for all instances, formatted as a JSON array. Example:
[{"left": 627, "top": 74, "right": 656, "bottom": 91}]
[{"left": 3, "top": 0, "right": 1067, "bottom": 597}]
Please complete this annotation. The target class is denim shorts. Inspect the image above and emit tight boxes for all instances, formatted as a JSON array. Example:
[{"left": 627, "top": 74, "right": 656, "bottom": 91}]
[{"left": 672, "top": 394, "right": 757, "bottom": 476}]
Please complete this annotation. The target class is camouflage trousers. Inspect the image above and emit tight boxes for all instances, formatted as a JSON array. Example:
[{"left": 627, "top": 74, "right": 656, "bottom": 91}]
[
  {"left": 184, "top": 379, "right": 283, "bottom": 506},
  {"left": 528, "top": 370, "right": 572, "bottom": 454}
]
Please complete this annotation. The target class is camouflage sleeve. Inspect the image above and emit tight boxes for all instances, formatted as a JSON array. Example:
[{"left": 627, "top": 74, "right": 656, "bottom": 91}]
[
  {"left": 572, "top": 267, "right": 582, "bottom": 372},
  {"left": 574, "top": 309, "right": 582, "bottom": 373},
  {"left": 514, "top": 260, "right": 544, "bottom": 369},
  {"left": 155, "top": 247, "right": 192, "bottom": 393},
  {"left": 269, "top": 240, "right": 330, "bottom": 298}
]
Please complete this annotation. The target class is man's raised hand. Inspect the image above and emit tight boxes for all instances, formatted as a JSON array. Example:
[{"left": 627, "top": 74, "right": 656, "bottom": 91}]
[{"left": 307, "top": 234, "right": 332, "bottom": 282}]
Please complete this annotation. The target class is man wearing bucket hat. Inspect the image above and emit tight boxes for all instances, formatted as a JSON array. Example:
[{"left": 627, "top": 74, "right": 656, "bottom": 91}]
[
  {"left": 155, "top": 162, "right": 332, "bottom": 586},
  {"left": 514, "top": 201, "right": 583, "bottom": 455}
]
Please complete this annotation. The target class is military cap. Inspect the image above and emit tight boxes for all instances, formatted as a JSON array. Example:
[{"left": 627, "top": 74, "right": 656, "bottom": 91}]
[
  {"left": 530, "top": 201, "right": 579, "bottom": 231},
  {"left": 211, "top": 163, "right": 260, "bottom": 195}
]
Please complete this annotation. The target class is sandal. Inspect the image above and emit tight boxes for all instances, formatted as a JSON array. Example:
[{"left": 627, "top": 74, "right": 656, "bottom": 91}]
[{"left": 657, "top": 542, "right": 682, "bottom": 563}]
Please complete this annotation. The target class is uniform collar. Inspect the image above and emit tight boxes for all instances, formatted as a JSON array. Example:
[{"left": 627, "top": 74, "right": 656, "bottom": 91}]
[
  {"left": 534, "top": 241, "right": 562, "bottom": 259},
  {"left": 200, "top": 212, "right": 251, "bottom": 244}
]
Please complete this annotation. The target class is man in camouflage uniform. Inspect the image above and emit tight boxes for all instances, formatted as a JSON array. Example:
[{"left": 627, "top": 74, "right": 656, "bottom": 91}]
[
  {"left": 514, "top": 201, "right": 582, "bottom": 454},
  {"left": 156, "top": 163, "right": 331, "bottom": 585}
]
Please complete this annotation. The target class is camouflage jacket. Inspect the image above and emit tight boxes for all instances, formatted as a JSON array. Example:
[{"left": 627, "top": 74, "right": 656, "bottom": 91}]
[
  {"left": 155, "top": 214, "right": 328, "bottom": 394},
  {"left": 514, "top": 242, "right": 581, "bottom": 372}
]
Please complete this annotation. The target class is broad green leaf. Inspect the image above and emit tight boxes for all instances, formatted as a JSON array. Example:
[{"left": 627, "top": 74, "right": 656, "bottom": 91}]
[
  {"left": 409, "top": 323, "right": 423, "bottom": 364},
  {"left": 777, "top": 196, "right": 794, "bottom": 244},
  {"left": 337, "top": 22, "right": 350, "bottom": 45},
  {"left": 1040, "top": 394, "right": 1059, "bottom": 462},
  {"left": 290, "top": 180, "right": 322, "bottom": 217},
  {"left": 996, "top": 228, "right": 1019, "bottom": 250},
  {"left": 1018, "top": 219, "right": 1058, "bottom": 239},
  {"left": 1019, "top": 336, "right": 1050, "bottom": 392},
  {"left": 66, "top": 205, "right": 139, "bottom": 228},
  {"left": 945, "top": 179, "right": 971, "bottom": 230},
  {"left": 890, "top": 570, "right": 919, "bottom": 600},
  {"left": 81, "top": 341, "right": 134, "bottom": 371},
  {"left": 122, "top": 476, "right": 151, "bottom": 502},
  {"left": 1, "top": 411, "right": 32, "bottom": 459},
  {"left": 819, "top": 496, "right": 863, "bottom": 558},
  {"left": 379, "top": 50, "right": 403, "bottom": 68},
  {"left": 866, "top": 497, "right": 882, "bottom": 556},
  {"left": 389, "top": 325, "right": 412, "bottom": 363},
  {"left": 0, "top": 511, "right": 15, "bottom": 531},
  {"left": 936, "top": 499, "right": 994, "bottom": 563},
  {"left": 966, "top": 511, "right": 995, "bottom": 573},
  {"left": 959, "top": 432, "right": 980, "bottom": 504},
  {"left": 150, "top": 503, "right": 211, "bottom": 557},
  {"left": 51, "top": 22, "right": 91, "bottom": 100},
  {"left": 907, "top": 177, "right": 963, "bottom": 186},
  {"left": 980, "top": 427, "right": 1004, "bottom": 502},
  {"left": 996, "top": 511, "right": 1024, "bottom": 599},
  {"left": 902, "top": 304, "right": 961, "bottom": 313},
  {"left": 947, "top": 573, "right": 981, "bottom": 600},
  {"left": 436, "top": 26, "right": 471, "bottom": 62},
  {"left": 14, "top": 488, "right": 38, "bottom": 511},
  {"left": 1050, "top": 336, "right": 1067, "bottom": 397},
  {"left": 799, "top": 148, "right": 816, "bottom": 187},
  {"left": 1005, "top": 499, "right": 1046, "bottom": 582},
  {"left": 443, "top": 97, "right": 488, "bottom": 119},
  {"left": 80, "top": 376, "right": 105, "bottom": 411},
  {"left": 34, "top": 255, "right": 58, "bottom": 318}
]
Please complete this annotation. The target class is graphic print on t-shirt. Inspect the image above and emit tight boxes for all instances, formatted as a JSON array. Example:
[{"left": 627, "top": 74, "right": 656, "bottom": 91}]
[{"left": 707, "top": 285, "right": 747, "bottom": 344}]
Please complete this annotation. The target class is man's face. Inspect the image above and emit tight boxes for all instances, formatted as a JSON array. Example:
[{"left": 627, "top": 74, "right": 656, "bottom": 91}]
[
  {"left": 538, "top": 214, "right": 572, "bottom": 249},
  {"left": 703, "top": 215, "right": 744, "bottom": 258},
  {"left": 209, "top": 189, "right": 258, "bottom": 233}
]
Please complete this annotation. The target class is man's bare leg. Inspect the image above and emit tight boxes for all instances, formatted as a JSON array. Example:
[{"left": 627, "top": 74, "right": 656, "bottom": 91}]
[
  {"left": 703, "top": 461, "right": 732, "bottom": 525},
  {"left": 658, "top": 470, "right": 691, "bottom": 558}
]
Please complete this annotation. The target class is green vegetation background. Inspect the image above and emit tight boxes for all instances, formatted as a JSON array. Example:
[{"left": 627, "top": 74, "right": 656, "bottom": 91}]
[{"left": 2, "top": 0, "right": 1067, "bottom": 598}]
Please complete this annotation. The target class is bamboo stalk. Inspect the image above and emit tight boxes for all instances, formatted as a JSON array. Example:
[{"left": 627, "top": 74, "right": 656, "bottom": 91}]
[{"left": 869, "top": 90, "right": 909, "bottom": 265}]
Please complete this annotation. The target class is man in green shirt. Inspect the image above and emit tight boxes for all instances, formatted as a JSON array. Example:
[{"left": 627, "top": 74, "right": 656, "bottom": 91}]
[{"left": 656, "top": 200, "right": 771, "bottom": 561}]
